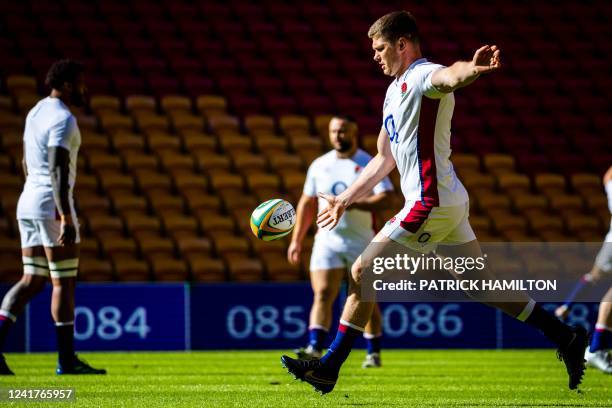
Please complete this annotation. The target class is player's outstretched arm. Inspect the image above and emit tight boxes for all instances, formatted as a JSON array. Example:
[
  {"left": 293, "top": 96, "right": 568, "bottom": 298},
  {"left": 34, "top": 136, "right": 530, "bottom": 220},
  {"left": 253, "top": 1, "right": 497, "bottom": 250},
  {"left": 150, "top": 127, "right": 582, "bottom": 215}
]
[
  {"left": 318, "top": 127, "right": 396, "bottom": 230},
  {"left": 287, "top": 194, "right": 316, "bottom": 265},
  {"left": 431, "top": 45, "right": 501, "bottom": 93}
]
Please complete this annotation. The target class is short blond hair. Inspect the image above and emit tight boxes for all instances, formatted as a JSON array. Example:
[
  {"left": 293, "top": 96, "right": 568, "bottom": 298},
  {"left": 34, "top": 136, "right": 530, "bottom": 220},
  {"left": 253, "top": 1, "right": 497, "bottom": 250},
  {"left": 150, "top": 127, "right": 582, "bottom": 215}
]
[{"left": 367, "top": 11, "right": 419, "bottom": 44}]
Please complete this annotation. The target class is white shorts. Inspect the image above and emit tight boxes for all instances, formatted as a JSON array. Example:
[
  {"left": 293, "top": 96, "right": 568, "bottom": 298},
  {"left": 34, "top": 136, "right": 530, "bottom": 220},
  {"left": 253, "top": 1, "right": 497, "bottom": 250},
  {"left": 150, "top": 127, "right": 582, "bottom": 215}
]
[
  {"left": 594, "top": 239, "right": 612, "bottom": 273},
  {"left": 380, "top": 201, "right": 476, "bottom": 253},
  {"left": 310, "top": 241, "right": 364, "bottom": 271},
  {"left": 17, "top": 218, "right": 81, "bottom": 248}
]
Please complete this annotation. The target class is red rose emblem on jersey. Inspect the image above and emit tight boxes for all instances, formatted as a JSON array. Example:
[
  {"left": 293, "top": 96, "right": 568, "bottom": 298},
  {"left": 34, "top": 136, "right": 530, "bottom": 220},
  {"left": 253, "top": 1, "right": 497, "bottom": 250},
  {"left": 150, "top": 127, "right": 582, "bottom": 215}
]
[{"left": 401, "top": 82, "right": 407, "bottom": 94}]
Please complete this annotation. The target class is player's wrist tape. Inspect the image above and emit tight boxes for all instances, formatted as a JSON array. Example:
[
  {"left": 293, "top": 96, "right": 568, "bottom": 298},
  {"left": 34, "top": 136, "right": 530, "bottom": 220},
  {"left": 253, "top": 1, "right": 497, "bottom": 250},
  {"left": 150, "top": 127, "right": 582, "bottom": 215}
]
[
  {"left": 0, "top": 310, "right": 17, "bottom": 322},
  {"left": 22, "top": 256, "right": 49, "bottom": 276},
  {"left": 55, "top": 321, "right": 75, "bottom": 327},
  {"left": 48, "top": 259, "right": 79, "bottom": 278}
]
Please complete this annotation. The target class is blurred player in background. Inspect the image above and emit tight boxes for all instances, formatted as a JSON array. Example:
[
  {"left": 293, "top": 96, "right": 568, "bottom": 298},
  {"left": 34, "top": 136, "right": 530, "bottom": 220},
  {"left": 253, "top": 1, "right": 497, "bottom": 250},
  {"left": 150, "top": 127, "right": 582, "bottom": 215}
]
[
  {"left": 288, "top": 116, "right": 393, "bottom": 368},
  {"left": 281, "top": 11, "right": 588, "bottom": 393},
  {"left": 556, "top": 165, "right": 612, "bottom": 373},
  {"left": 0, "top": 60, "right": 105, "bottom": 375}
]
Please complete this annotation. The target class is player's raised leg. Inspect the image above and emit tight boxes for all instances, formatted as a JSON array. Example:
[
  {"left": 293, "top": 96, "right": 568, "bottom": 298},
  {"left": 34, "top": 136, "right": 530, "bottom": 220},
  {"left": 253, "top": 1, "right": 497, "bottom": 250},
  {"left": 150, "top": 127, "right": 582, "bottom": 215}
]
[
  {"left": 436, "top": 239, "right": 588, "bottom": 389},
  {"left": 0, "top": 245, "right": 48, "bottom": 375}
]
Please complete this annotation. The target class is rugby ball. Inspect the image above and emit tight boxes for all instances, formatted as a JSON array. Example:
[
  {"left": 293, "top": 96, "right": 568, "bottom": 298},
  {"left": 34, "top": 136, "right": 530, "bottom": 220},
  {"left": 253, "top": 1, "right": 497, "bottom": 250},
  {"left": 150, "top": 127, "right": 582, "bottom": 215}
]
[{"left": 250, "top": 199, "right": 296, "bottom": 241}]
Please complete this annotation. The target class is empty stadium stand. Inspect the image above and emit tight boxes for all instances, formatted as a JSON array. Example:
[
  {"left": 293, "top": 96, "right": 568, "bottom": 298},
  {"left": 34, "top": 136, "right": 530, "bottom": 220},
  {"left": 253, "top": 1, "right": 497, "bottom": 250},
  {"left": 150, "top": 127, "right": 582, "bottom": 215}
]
[{"left": 0, "top": 0, "right": 610, "bottom": 282}]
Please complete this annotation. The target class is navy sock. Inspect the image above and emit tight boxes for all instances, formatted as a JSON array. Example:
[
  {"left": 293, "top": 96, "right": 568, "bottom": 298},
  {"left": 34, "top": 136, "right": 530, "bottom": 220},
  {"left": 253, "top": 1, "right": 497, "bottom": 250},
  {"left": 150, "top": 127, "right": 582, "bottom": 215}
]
[
  {"left": 56, "top": 323, "right": 75, "bottom": 366},
  {"left": 524, "top": 304, "right": 573, "bottom": 347},
  {"left": 562, "top": 275, "right": 591, "bottom": 307},
  {"left": 308, "top": 327, "right": 327, "bottom": 351},
  {"left": 0, "top": 314, "right": 15, "bottom": 352},
  {"left": 320, "top": 321, "right": 361, "bottom": 373},
  {"left": 365, "top": 334, "right": 382, "bottom": 355},
  {"left": 590, "top": 325, "right": 612, "bottom": 352}
]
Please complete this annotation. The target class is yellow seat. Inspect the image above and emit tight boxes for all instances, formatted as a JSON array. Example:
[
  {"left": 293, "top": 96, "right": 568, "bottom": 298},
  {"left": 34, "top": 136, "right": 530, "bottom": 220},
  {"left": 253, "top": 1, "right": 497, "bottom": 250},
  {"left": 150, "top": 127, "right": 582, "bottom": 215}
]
[
  {"left": 244, "top": 115, "right": 276, "bottom": 136},
  {"left": 125, "top": 95, "right": 156, "bottom": 114},
  {"left": 161, "top": 95, "right": 192, "bottom": 113},
  {"left": 196, "top": 95, "right": 227, "bottom": 116}
]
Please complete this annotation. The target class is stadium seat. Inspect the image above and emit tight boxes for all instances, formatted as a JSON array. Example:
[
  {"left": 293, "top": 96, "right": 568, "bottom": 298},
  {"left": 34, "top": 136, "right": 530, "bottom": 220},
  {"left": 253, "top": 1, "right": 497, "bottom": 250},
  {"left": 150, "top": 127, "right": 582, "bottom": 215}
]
[
  {"left": 244, "top": 114, "right": 276, "bottom": 136},
  {"left": 548, "top": 194, "right": 584, "bottom": 215},
  {"left": 101, "top": 238, "right": 139, "bottom": 260},
  {"left": 189, "top": 256, "right": 226, "bottom": 282},
  {"left": 123, "top": 153, "right": 159, "bottom": 172},
  {"left": 111, "top": 194, "right": 148, "bottom": 217},
  {"left": 145, "top": 131, "right": 181, "bottom": 153},
  {"left": 150, "top": 258, "right": 189, "bottom": 281},
  {"left": 183, "top": 193, "right": 222, "bottom": 214},
  {"left": 79, "top": 259, "right": 114, "bottom": 282},
  {"left": 87, "top": 215, "right": 124, "bottom": 238},
  {"left": 170, "top": 112, "right": 205, "bottom": 132},
  {"left": 161, "top": 215, "right": 199, "bottom": 239},
  {"left": 197, "top": 214, "right": 236, "bottom": 236},
  {"left": 125, "top": 95, "right": 157, "bottom": 114},
  {"left": 124, "top": 215, "right": 162, "bottom": 239},
  {"left": 262, "top": 255, "right": 303, "bottom": 281},
  {"left": 180, "top": 130, "right": 217, "bottom": 153},
  {"left": 268, "top": 153, "right": 303, "bottom": 173},
  {"left": 461, "top": 173, "right": 496, "bottom": 193},
  {"left": 565, "top": 215, "right": 603, "bottom": 241},
  {"left": 114, "top": 259, "right": 150, "bottom": 281},
  {"left": 570, "top": 173, "right": 602, "bottom": 195},
  {"left": 175, "top": 236, "right": 212, "bottom": 259},
  {"left": 534, "top": 173, "right": 566, "bottom": 196},
  {"left": 77, "top": 195, "right": 111, "bottom": 216},
  {"left": 226, "top": 257, "right": 264, "bottom": 282},
  {"left": 161, "top": 95, "right": 192, "bottom": 113},
  {"left": 475, "top": 194, "right": 512, "bottom": 217},
  {"left": 232, "top": 153, "right": 267, "bottom": 174},
  {"left": 279, "top": 115, "right": 311, "bottom": 135},
  {"left": 212, "top": 235, "right": 250, "bottom": 259},
  {"left": 207, "top": 115, "right": 240, "bottom": 136},
  {"left": 497, "top": 174, "right": 531, "bottom": 197},
  {"left": 483, "top": 154, "right": 515, "bottom": 175},
  {"left": 512, "top": 194, "right": 548, "bottom": 216},
  {"left": 255, "top": 136, "right": 289, "bottom": 154}
]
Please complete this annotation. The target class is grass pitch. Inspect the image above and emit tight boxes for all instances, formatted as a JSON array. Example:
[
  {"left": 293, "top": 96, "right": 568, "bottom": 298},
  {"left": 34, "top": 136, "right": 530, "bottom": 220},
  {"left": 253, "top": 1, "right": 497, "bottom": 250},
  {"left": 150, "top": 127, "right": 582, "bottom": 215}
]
[{"left": 2, "top": 350, "right": 611, "bottom": 407}]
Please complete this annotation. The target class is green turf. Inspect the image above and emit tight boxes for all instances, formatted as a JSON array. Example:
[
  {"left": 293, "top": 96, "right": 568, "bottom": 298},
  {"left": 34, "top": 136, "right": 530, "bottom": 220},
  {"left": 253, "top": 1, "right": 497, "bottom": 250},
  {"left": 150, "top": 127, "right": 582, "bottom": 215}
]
[{"left": 1, "top": 350, "right": 610, "bottom": 407}]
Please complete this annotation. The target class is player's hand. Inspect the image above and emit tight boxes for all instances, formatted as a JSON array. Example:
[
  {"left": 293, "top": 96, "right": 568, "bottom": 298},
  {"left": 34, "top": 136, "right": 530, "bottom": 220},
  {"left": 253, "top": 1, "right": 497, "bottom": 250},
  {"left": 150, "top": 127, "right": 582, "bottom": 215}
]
[
  {"left": 554, "top": 304, "right": 569, "bottom": 320},
  {"left": 287, "top": 241, "right": 302, "bottom": 265},
  {"left": 317, "top": 192, "right": 347, "bottom": 230},
  {"left": 471, "top": 45, "right": 501, "bottom": 74},
  {"left": 58, "top": 215, "right": 77, "bottom": 246}
]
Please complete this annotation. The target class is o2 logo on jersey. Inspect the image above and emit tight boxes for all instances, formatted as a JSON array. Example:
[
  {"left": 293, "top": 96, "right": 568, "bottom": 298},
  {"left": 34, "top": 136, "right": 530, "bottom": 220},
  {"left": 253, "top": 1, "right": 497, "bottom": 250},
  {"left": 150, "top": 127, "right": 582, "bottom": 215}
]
[
  {"left": 384, "top": 114, "right": 399, "bottom": 144},
  {"left": 331, "top": 181, "right": 348, "bottom": 195}
]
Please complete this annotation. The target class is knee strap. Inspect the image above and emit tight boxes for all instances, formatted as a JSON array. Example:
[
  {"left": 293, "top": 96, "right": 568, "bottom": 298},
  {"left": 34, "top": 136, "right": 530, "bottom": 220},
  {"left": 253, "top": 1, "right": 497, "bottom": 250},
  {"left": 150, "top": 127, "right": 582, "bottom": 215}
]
[
  {"left": 49, "top": 259, "right": 79, "bottom": 278},
  {"left": 22, "top": 256, "right": 49, "bottom": 276}
]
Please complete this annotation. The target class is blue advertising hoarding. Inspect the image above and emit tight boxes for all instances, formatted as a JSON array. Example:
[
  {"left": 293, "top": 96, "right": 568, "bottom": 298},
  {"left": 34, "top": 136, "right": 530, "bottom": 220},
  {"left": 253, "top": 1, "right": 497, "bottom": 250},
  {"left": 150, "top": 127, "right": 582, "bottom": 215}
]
[{"left": 0, "top": 282, "right": 600, "bottom": 352}]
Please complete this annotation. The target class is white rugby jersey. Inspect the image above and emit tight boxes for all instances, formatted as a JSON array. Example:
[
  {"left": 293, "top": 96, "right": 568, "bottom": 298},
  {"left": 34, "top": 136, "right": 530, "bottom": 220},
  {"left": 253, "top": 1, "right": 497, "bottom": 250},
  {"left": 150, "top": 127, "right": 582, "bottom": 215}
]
[
  {"left": 17, "top": 97, "right": 80, "bottom": 219},
  {"left": 605, "top": 180, "right": 612, "bottom": 242},
  {"left": 304, "top": 149, "right": 394, "bottom": 248},
  {"left": 383, "top": 58, "right": 468, "bottom": 210},
  {"left": 606, "top": 180, "right": 612, "bottom": 214}
]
